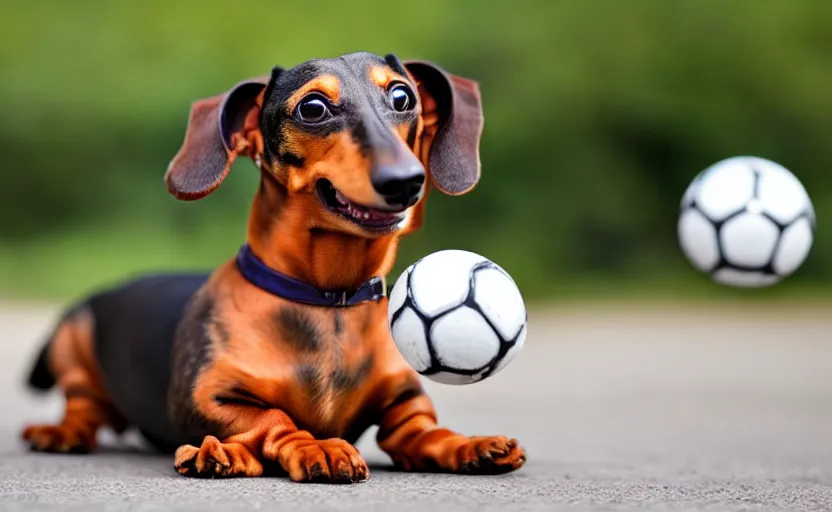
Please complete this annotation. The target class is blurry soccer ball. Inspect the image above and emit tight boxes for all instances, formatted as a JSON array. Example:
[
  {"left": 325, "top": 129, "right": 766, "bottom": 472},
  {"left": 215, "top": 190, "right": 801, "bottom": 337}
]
[
  {"left": 678, "top": 156, "right": 815, "bottom": 288},
  {"left": 387, "top": 250, "right": 527, "bottom": 385}
]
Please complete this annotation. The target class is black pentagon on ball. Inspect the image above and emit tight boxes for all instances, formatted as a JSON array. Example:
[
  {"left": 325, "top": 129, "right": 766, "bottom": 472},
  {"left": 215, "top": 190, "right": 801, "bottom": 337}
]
[{"left": 389, "top": 259, "right": 526, "bottom": 381}]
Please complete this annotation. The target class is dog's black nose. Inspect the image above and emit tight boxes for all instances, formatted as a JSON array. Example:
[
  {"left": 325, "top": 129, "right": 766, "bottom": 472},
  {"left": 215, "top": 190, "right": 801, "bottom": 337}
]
[{"left": 372, "top": 164, "right": 426, "bottom": 208}]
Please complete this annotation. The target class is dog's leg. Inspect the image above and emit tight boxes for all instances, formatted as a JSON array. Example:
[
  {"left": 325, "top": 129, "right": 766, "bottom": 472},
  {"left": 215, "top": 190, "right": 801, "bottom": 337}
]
[
  {"left": 174, "top": 408, "right": 369, "bottom": 482},
  {"left": 376, "top": 375, "right": 526, "bottom": 474},
  {"left": 22, "top": 308, "right": 127, "bottom": 453},
  {"left": 22, "top": 377, "right": 123, "bottom": 454}
]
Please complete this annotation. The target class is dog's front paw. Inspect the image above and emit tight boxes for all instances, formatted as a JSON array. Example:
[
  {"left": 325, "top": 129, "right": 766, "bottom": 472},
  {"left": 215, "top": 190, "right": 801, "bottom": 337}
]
[
  {"left": 453, "top": 436, "right": 526, "bottom": 475},
  {"left": 174, "top": 435, "right": 263, "bottom": 478},
  {"left": 283, "top": 439, "right": 369, "bottom": 484}
]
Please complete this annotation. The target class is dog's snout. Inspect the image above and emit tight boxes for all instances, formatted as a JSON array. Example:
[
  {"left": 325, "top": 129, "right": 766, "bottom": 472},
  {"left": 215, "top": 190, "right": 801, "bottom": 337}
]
[{"left": 372, "top": 163, "right": 426, "bottom": 208}]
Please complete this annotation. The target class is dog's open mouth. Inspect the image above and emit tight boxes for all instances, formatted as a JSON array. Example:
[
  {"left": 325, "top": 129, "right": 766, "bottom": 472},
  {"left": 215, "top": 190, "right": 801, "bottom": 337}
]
[{"left": 316, "top": 179, "right": 407, "bottom": 231}]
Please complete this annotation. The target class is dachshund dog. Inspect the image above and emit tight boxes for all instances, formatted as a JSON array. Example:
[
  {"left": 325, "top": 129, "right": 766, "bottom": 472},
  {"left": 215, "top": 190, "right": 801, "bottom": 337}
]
[{"left": 21, "top": 52, "right": 526, "bottom": 483}]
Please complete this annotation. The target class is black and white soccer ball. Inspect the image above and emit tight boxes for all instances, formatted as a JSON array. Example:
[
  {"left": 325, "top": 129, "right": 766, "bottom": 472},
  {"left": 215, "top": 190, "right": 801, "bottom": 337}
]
[
  {"left": 678, "top": 156, "right": 816, "bottom": 288},
  {"left": 387, "top": 250, "right": 527, "bottom": 385}
]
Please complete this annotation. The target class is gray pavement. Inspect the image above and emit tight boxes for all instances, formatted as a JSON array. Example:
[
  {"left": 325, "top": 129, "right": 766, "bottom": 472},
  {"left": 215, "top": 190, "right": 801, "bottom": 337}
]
[{"left": 0, "top": 301, "right": 830, "bottom": 511}]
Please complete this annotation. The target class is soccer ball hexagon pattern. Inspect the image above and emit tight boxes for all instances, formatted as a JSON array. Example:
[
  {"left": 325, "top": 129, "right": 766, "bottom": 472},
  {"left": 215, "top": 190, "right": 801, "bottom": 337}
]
[
  {"left": 387, "top": 250, "right": 527, "bottom": 385},
  {"left": 677, "top": 156, "right": 815, "bottom": 288}
]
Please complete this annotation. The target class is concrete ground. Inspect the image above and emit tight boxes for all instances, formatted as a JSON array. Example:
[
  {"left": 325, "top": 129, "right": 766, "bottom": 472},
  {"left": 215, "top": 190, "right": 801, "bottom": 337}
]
[{"left": 0, "top": 301, "right": 830, "bottom": 512}]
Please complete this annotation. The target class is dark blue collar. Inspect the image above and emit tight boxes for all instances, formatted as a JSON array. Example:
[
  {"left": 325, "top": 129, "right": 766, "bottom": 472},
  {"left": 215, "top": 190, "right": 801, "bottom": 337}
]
[{"left": 235, "top": 244, "right": 386, "bottom": 307}]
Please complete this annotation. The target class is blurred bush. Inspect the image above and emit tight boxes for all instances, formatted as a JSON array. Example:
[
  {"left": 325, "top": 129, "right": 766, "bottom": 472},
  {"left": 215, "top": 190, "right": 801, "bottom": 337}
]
[{"left": 0, "top": 0, "right": 830, "bottom": 301}]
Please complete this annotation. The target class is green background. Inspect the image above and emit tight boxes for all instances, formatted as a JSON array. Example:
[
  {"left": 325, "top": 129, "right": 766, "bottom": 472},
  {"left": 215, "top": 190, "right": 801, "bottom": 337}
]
[{"left": 1, "top": 0, "right": 829, "bottom": 303}]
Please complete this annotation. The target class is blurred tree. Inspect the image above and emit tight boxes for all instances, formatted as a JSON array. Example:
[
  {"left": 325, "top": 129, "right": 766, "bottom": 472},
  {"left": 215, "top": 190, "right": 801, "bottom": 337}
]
[{"left": 0, "top": 0, "right": 829, "bottom": 300}]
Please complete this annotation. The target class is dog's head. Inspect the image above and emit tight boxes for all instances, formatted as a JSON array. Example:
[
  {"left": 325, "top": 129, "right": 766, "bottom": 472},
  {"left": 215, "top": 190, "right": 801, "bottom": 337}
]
[{"left": 165, "top": 52, "right": 483, "bottom": 237}]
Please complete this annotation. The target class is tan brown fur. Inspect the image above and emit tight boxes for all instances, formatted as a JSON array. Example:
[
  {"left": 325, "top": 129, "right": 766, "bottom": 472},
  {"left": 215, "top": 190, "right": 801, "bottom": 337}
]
[
  {"left": 285, "top": 75, "right": 341, "bottom": 111},
  {"left": 369, "top": 65, "right": 407, "bottom": 89},
  {"left": 22, "top": 307, "right": 127, "bottom": 453}
]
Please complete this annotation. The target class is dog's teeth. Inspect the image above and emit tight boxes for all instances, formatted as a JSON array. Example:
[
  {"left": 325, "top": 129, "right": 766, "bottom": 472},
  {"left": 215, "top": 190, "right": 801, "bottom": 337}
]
[
  {"left": 335, "top": 191, "right": 348, "bottom": 206},
  {"left": 363, "top": 212, "right": 370, "bottom": 219}
]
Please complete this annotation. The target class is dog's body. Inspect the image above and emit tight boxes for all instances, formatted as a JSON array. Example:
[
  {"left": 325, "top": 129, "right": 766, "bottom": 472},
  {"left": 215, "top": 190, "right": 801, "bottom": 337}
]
[
  {"left": 27, "top": 274, "right": 209, "bottom": 453},
  {"left": 22, "top": 52, "right": 526, "bottom": 482}
]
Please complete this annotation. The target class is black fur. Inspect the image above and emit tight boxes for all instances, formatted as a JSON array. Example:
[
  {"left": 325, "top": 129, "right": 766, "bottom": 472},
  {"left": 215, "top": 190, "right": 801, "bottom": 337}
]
[
  {"left": 86, "top": 273, "right": 210, "bottom": 451},
  {"left": 330, "top": 354, "right": 375, "bottom": 394},
  {"left": 297, "top": 364, "right": 326, "bottom": 403},
  {"left": 276, "top": 307, "right": 323, "bottom": 353},
  {"left": 406, "top": 119, "right": 418, "bottom": 148},
  {"left": 278, "top": 151, "right": 305, "bottom": 168},
  {"left": 383, "top": 53, "right": 409, "bottom": 78},
  {"left": 26, "top": 342, "right": 54, "bottom": 391},
  {"left": 349, "top": 119, "right": 372, "bottom": 155},
  {"left": 333, "top": 310, "right": 344, "bottom": 337},
  {"left": 166, "top": 287, "right": 225, "bottom": 442},
  {"left": 260, "top": 66, "right": 284, "bottom": 165},
  {"left": 341, "top": 401, "right": 378, "bottom": 445},
  {"left": 214, "top": 386, "right": 273, "bottom": 410}
]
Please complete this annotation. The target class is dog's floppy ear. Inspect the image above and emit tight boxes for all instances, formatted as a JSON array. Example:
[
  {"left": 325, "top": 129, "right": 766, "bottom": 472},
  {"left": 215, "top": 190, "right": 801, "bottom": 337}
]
[
  {"left": 164, "top": 76, "right": 272, "bottom": 201},
  {"left": 402, "top": 60, "right": 484, "bottom": 196}
]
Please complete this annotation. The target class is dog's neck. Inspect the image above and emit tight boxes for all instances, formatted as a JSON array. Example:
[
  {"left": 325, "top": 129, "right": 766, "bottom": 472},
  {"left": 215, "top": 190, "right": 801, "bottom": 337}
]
[{"left": 246, "top": 175, "right": 400, "bottom": 292}]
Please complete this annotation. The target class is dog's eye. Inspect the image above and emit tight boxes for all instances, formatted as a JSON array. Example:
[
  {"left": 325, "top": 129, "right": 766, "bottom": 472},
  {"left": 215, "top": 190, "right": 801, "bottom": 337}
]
[
  {"left": 389, "top": 84, "right": 412, "bottom": 112},
  {"left": 296, "top": 96, "right": 330, "bottom": 123}
]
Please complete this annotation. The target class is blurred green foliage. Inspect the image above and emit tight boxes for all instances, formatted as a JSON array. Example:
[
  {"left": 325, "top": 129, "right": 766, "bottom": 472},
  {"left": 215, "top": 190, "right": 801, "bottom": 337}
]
[{"left": 1, "top": 0, "right": 830, "bottom": 301}]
